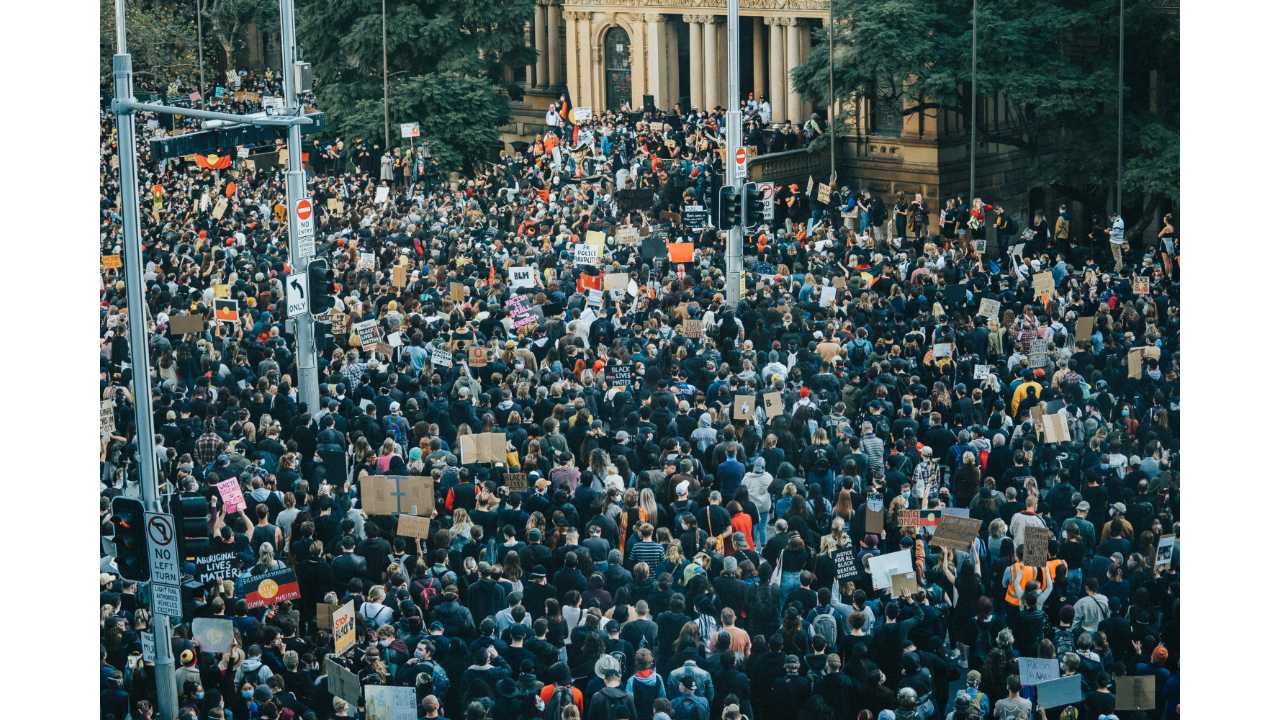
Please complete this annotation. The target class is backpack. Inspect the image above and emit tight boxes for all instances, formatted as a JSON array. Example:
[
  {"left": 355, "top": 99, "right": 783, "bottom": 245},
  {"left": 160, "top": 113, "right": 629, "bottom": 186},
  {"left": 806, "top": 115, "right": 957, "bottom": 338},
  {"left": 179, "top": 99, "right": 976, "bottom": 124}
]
[
  {"left": 810, "top": 608, "right": 839, "bottom": 647},
  {"left": 418, "top": 577, "right": 441, "bottom": 612},
  {"left": 605, "top": 691, "right": 634, "bottom": 720},
  {"left": 1052, "top": 626, "right": 1075, "bottom": 656},
  {"left": 383, "top": 414, "right": 406, "bottom": 446},
  {"left": 544, "top": 686, "right": 573, "bottom": 720}
]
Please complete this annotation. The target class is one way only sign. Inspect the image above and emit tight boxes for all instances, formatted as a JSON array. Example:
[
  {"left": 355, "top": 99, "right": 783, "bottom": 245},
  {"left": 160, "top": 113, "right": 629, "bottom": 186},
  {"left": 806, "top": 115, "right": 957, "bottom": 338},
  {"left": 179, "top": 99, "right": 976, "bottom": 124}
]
[{"left": 286, "top": 271, "right": 308, "bottom": 318}]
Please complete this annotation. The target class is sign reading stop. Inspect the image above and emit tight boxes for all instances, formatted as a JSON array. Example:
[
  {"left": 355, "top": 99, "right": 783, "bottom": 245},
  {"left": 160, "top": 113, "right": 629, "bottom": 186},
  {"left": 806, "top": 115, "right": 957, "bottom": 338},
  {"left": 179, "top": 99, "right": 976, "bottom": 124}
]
[
  {"left": 734, "top": 147, "right": 747, "bottom": 167},
  {"left": 295, "top": 198, "right": 313, "bottom": 221}
]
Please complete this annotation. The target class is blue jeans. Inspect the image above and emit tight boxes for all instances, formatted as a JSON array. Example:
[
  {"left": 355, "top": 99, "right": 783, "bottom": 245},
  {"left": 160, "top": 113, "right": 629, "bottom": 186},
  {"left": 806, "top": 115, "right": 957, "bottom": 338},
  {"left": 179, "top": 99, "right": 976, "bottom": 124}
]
[
  {"left": 754, "top": 508, "right": 769, "bottom": 549},
  {"left": 780, "top": 570, "right": 802, "bottom": 610}
]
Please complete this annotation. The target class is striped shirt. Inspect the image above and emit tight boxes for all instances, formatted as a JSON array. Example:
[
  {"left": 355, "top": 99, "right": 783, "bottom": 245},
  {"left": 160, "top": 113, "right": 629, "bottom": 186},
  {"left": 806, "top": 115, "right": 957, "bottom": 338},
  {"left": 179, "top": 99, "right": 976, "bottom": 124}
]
[
  {"left": 859, "top": 434, "right": 885, "bottom": 475},
  {"left": 627, "top": 540, "right": 665, "bottom": 569}
]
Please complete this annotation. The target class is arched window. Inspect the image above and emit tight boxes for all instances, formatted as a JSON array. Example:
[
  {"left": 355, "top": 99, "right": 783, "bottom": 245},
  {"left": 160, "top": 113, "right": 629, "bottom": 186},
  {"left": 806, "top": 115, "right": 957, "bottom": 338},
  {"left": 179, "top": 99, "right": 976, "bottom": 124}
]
[{"left": 604, "top": 27, "right": 632, "bottom": 111}]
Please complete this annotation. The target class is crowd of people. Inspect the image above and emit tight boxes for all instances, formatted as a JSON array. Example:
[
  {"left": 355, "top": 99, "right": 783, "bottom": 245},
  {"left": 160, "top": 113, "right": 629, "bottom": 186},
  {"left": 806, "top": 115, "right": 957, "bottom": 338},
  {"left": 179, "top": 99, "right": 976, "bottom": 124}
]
[{"left": 100, "top": 72, "right": 1180, "bottom": 720}]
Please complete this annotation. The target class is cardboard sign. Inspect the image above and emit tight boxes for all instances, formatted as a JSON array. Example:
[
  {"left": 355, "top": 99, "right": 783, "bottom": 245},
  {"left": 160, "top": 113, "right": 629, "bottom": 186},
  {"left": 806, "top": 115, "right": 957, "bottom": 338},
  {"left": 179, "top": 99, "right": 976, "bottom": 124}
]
[
  {"left": 449, "top": 282, "right": 466, "bottom": 301},
  {"left": 865, "top": 507, "right": 884, "bottom": 534},
  {"left": 1032, "top": 271, "right": 1055, "bottom": 296},
  {"left": 213, "top": 298, "right": 239, "bottom": 325},
  {"left": 326, "top": 656, "right": 362, "bottom": 705},
  {"left": 316, "top": 601, "right": 337, "bottom": 633},
  {"left": 430, "top": 346, "right": 452, "bottom": 367},
  {"left": 572, "top": 106, "right": 593, "bottom": 122},
  {"left": 459, "top": 433, "right": 507, "bottom": 465},
  {"left": 974, "top": 364, "right": 992, "bottom": 381},
  {"left": 354, "top": 319, "right": 382, "bottom": 350},
  {"left": 806, "top": 175, "right": 814, "bottom": 195},
  {"left": 1043, "top": 412, "right": 1071, "bottom": 444},
  {"left": 932, "top": 343, "right": 952, "bottom": 359},
  {"left": 141, "top": 631, "right": 155, "bottom": 663},
  {"left": 169, "top": 313, "right": 205, "bottom": 335},
  {"left": 1029, "top": 338, "right": 1050, "bottom": 368},
  {"left": 360, "top": 475, "right": 435, "bottom": 516},
  {"left": 1022, "top": 526, "right": 1053, "bottom": 566},
  {"left": 682, "top": 319, "right": 703, "bottom": 338},
  {"left": 929, "top": 515, "right": 982, "bottom": 551},
  {"left": 331, "top": 600, "right": 357, "bottom": 654},
  {"left": 365, "top": 684, "right": 417, "bottom": 720},
  {"left": 899, "top": 509, "right": 921, "bottom": 531},
  {"left": 397, "top": 514, "right": 431, "bottom": 539},
  {"left": 1075, "top": 315, "right": 1096, "bottom": 342},
  {"left": 235, "top": 567, "right": 301, "bottom": 608},
  {"left": 667, "top": 242, "right": 694, "bottom": 263},
  {"left": 102, "top": 255, "right": 122, "bottom": 269},
  {"left": 574, "top": 243, "right": 600, "bottom": 267},
  {"left": 891, "top": 572, "right": 920, "bottom": 598},
  {"left": 585, "top": 230, "right": 606, "bottom": 249},
  {"left": 1114, "top": 676, "right": 1157, "bottom": 711},
  {"left": 100, "top": 399, "right": 116, "bottom": 435},
  {"left": 833, "top": 549, "right": 859, "bottom": 582},
  {"left": 1037, "top": 674, "right": 1083, "bottom": 709},
  {"left": 869, "top": 549, "right": 913, "bottom": 590},
  {"left": 192, "top": 617, "right": 234, "bottom": 654},
  {"left": 326, "top": 198, "right": 342, "bottom": 212},
  {"left": 212, "top": 198, "right": 227, "bottom": 219},
  {"left": 504, "top": 473, "right": 529, "bottom": 492},
  {"left": 392, "top": 264, "right": 408, "bottom": 289},
  {"left": 763, "top": 391, "right": 783, "bottom": 418},
  {"left": 468, "top": 345, "right": 488, "bottom": 367},
  {"left": 1155, "top": 534, "right": 1175, "bottom": 570},
  {"left": 603, "top": 272, "right": 629, "bottom": 291},
  {"left": 817, "top": 183, "right": 831, "bottom": 204},
  {"left": 616, "top": 227, "right": 640, "bottom": 245},
  {"left": 978, "top": 298, "right": 1001, "bottom": 319},
  {"left": 733, "top": 394, "right": 756, "bottom": 421},
  {"left": 215, "top": 479, "right": 247, "bottom": 514},
  {"left": 213, "top": 283, "right": 230, "bottom": 299},
  {"left": 819, "top": 285, "right": 837, "bottom": 307},
  {"left": 375, "top": 186, "right": 390, "bottom": 204},
  {"left": 1127, "top": 345, "right": 1160, "bottom": 379},
  {"left": 1017, "top": 657, "right": 1061, "bottom": 685},
  {"left": 509, "top": 266, "right": 537, "bottom": 288},
  {"left": 1133, "top": 276, "right": 1151, "bottom": 295}
]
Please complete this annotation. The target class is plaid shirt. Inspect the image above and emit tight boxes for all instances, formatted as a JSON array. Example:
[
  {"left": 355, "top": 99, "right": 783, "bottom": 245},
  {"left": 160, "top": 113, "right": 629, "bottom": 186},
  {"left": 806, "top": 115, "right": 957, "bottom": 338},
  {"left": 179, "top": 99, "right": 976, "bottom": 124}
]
[
  {"left": 912, "top": 458, "right": 940, "bottom": 501},
  {"left": 341, "top": 361, "right": 367, "bottom": 388},
  {"left": 195, "top": 431, "right": 226, "bottom": 466}
]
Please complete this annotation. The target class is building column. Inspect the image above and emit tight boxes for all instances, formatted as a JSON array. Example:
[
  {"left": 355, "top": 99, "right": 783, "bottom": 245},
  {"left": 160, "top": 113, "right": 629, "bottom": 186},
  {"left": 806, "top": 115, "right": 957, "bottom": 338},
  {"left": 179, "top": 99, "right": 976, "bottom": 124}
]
[
  {"left": 547, "top": 2, "right": 562, "bottom": 88},
  {"left": 752, "top": 17, "right": 765, "bottom": 101},
  {"left": 766, "top": 17, "right": 785, "bottom": 122},
  {"left": 565, "top": 11, "right": 580, "bottom": 103},
  {"left": 703, "top": 16, "right": 720, "bottom": 110},
  {"left": 525, "top": 22, "right": 535, "bottom": 87},
  {"left": 716, "top": 19, "right": 729, "bottom": 108},
  {"left": 685, "top": 15, "right": 705, "bottom": 111},
  {"left": 534, "top": 1, "right": 548, "bottom": 88},
  {"left": 799, "top": 20, "right": 812, "bottom": 121},
  {"left": 666, "top": 21, "right": 680, "bottom": 109},
  {"left": 645, "top": 14, "right": 668, "bottom": 109},
  {"left": 784, "top": 17, "right": 801, "bottom": 123}
]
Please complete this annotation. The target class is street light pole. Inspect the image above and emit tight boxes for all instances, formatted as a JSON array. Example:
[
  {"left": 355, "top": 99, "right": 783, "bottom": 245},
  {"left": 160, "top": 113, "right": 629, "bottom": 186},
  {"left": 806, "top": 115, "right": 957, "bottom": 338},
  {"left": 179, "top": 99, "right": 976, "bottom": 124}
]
[
  {"left": 1117, "top": 0, "right": 1124, "bottom": 217},
  {"left": 111, "top": 1, "right": 179, "bottom": 716},
  {"left": 196, "top": 0, "right": 206, "bottom": 98},
  {"left": 828, "top": 7, "right": 835, "bottom": 184},
  {"left": 969, "top": 0, "right": 976, "bottom": 204},
  {"left": 278, "top": 0, "right": 321, "bottom": 417},
  {"left": 724, "top": 0, "right": 743, "bottom": 308},
  {"left": 383, "top": 0, "right": 390, "bottom": 150}
]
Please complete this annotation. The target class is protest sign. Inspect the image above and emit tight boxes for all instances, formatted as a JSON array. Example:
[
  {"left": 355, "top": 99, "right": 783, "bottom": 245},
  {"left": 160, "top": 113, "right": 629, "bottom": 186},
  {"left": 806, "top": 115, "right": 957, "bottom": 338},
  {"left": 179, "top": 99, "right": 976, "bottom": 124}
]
[
  {"left": 192, "top": 617, "right": 234, "bottom": 654},
  {"left": 504, "top": 473, "right": 529, "bottom": 492},
  {"left": 213, "top": 299, "right": 239, "bottom": 325},
  {"left": 449, "top": 282, "right": 466, "bottom": 301},
  {"left": 169, "top": 313, "right": 205, "bottom": 335},
  {"left": 459, "top": 433, "right": 507, "bottom": 465},
  {"left": 1022, "top": 526, "right": 1053, "bottom": 566},
  {"left": 316, "top": 601, "right": 337, "bottom": 634},
  {"left": 430, "top": 346, "right": 452, "bottom": 367},
  {"left": 375, "top": 186, "right": 390, "bottom": 204},
  {"left": 817, "top": 183, "right": 832, "bottom": 204},
  {"left": 833, "top": 549, "right": 859, "bottom": 582},
  {"left": 891, "top": 572, "right": 920, "bottom": 598},
  {"left": 468, "top": 345, "right": 488, "bottom": 367},
  {"left": 192, "top": 550, "right": 239, "bottom": 582},
  {"left": 1155, "top": 534, "right": 1175, "bottom": 570},
  {"left": 392, "top": 264, "right": 408, "bottom": 289},
  {"left": 102, "top": 255, "right": 122, "bottom": 269},
  {"left": 763, "top": 391, "right": 783, "bottom": 418},
  {"left": 819, "top": 285, "right": 837, "bottom": 307},
  {"left": 978, "top": 298, "right": 1001, "bottom": 318},
  {"left": 869, "top": 549, "right": 913, "bottom": 590},
  {"left": 333, "top": 600, "right": 356, "bottom": 655},
  {"left": 974, "top": 364, "right": 991, "bottom": 381},
  {"left": 1133, "top": 276, "right": 1150, "bottom": 295},
  {"left": 1037, "top": 675, "right": 1083, "bottom": 709},
  {"left": 929, "top": 515, "right": 982, "bottom": 551},
  {"left": 682, "top": 205, "right": 709, "bottom": 229},
  {"left": 899, "top": 509, "right": 921, "bottom": 530},
  {"left": 1017, "top": 657, "right": 1061, "bottom": 685},
  {"left": 357, "top": 252, "right": 376, "bottom": 271},
  {"left": 509, "top": 265, "right": 537, "bottom": 288},
  {"left": 1043, "top": 412, "right": 1071, "bottom": 444},
  {"left": 574, "top": 243, "right": 599, "bottom": 266},
  {"left": 212, "top": 198, "right": 227, "bottom": 219},
  {"left": 1075, "top": 315, "right": 1096, "bottom": 342},
  {"left": 667, "top": 242, "right": 694, "bottom": 263},
  {"left": 682, "top": 319, "right": 703, "bottom": 338},
  {"left": 326, "top": 657, "right": 362, "bottom": 705},
  {"left": 932, "top": 343, "right": 953, "bottom": 359},
  {"left": 1029, "top": 338, "right": 1050, "bottom": 368},
  {"left": 215, "top": 479, "right": 246, "bottom": 514},
  {"left": 606, "top": 361, "right": 633, "bottom": 388},
  {"left": 100, "top": 400, "right": 115, "bottom": 436},
  {"left": 733, "top": 394, "right": 756, "bottom": 421},
  {"left": 354, "top": 319, "right": 381, "bottom": 350},
  {"left": 604, "top": 272, "right": 629, "bottom": 291},
  {"left": 1128, "top": 345, "right": 1160, "bottom": 378},
  {"left": 365, "top": 684, "right": 417, "bottom": 720},
  {"left": 865, "top": 494, "right": 884, "bottom": 533},
  {"left": 587, "top": 288, "right": 603, "bottom": 308},
  {"left": 360, "top": 475, "right": 435, "bottom": 516},
  {"left": 1115, "top": 676, "right": 1157, "bottom": 711},
  {"left": 141, "top": 632, "right": 154, "bottom": 663},
  {"left": 1032, "top": 271, "right": 1055, "bottom": 296},
  {"left": 616, "top": 226, "right": 640, "bottom": 244},
  {"left": 586, "top": 229, "right": 606, "bottom": 249},
  {"left": 396, "top": 514, "right": 431, "bottom": 539},
  {"left": 235, "top": 567, "right": 301, "bottom": 608}
]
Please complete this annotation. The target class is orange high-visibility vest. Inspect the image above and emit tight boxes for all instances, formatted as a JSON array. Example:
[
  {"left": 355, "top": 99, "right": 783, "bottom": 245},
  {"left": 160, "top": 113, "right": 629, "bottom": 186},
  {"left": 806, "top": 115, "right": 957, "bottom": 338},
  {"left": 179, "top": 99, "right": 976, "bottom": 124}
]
[{"left": 1005, "top": 562, "right": 1038, "bottom": 606}]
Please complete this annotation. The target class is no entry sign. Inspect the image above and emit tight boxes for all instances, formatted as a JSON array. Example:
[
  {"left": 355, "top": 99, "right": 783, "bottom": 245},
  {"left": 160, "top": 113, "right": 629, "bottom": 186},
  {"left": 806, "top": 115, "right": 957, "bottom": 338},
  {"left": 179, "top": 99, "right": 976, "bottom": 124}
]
[
  {"left": 735, "top": 147, "right": 747, "bottom": 167},
  {"left": 295, "top": 198, "right": 313, "bottom": 220}
]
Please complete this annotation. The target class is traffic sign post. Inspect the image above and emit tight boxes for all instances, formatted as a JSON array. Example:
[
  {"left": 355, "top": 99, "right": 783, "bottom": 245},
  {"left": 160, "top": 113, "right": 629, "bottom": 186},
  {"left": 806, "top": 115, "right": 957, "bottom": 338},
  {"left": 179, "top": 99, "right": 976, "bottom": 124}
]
[
  {"left": 145, "top": 513, "right": 180, "bottom": 586},
  {"left": 724, "top": 0, "right": 744, "bottom": 308},
  {"left": 761, "top": 182, "right": 775, "bottom": 222},
  {"left": 286, "top": 271, "right": 309, "bottom": 318},
  {"left": 295, "top": 197, "right": 316, "bottom": 260}
]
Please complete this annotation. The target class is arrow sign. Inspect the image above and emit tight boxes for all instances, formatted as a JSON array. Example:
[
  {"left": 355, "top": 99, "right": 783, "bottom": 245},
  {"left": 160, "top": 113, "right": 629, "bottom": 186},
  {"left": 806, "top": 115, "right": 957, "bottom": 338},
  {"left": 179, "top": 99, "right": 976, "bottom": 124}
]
[{"left": 286, "top": 271, "right": 308, "bottom": 318}]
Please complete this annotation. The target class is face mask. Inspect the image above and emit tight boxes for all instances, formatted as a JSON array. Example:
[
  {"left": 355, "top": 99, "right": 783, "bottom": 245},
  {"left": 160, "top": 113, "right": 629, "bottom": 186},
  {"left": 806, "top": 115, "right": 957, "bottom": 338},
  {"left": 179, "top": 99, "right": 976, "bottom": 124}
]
[
  {"left": 195, "top": 692, "right": 205, "bottom": 700},
  {"left": 380, "top": 638, "right": 393, "bottom": 647},
  {"left": 1121, "top": 409, "right": 1129, "bottom": 417},
  {"left": 415, "top": 648, "right": 427, "bottom": 660},
  {"left": 242, "top": 690, "right": 253, "bottom": 699}
]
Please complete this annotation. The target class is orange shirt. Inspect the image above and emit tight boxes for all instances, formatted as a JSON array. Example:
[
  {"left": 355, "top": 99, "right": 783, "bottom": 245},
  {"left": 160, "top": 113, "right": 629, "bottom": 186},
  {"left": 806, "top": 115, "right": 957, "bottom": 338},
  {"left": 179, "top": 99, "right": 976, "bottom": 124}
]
[
  {"left": 730, "top": 513, "right": 755, "bottom": 549},
  {"left": 538, "top": 685, "right": 584, "bottom": 714}
]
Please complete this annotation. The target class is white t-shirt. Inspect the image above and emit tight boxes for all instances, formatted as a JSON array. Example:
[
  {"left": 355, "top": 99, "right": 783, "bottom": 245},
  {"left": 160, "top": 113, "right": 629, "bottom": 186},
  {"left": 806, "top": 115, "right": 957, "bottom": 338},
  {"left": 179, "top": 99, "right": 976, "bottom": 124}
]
[{"left": 1110, "top": 216, "right": 1126, "bottom": 244}]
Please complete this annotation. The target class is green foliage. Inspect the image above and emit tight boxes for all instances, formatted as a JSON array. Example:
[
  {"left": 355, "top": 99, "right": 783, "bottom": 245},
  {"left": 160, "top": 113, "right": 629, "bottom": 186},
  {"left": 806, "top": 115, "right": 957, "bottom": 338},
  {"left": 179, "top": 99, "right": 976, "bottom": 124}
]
[
  {"left": 298, "top": 0, "right": 533, "bottom": 171},
  {"left": 796, "top": 0, "right": 1180, "bottom": 206},
  {"left": 100, "top": 0, "right": 201, "bottom": 86}
]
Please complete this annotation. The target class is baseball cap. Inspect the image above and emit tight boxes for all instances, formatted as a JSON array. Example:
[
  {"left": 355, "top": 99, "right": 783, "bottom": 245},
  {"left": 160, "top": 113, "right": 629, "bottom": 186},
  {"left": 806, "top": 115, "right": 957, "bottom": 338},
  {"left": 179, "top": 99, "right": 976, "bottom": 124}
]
[{"left": 1076, "top": 500, "right": 1090, "bottom": 512}]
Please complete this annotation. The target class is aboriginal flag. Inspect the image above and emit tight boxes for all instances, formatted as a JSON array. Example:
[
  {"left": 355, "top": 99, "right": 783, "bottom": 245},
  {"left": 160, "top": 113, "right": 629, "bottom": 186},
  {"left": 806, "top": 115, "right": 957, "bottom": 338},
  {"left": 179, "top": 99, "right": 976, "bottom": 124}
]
[
  {"left": 235, "top": 568, "right": 301, "bottom": 609},
  {"left": 560, "top": 91, "right": 580, "bottom": 147},
  {"left": 194, "top": 153, "right": 232, "bottom": 170}
]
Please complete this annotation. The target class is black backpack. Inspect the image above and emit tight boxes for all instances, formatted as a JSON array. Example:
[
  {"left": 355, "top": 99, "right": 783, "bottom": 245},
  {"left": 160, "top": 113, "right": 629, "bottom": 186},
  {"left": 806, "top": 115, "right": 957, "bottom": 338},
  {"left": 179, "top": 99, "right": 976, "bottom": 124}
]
[
  {"left": 605, "top": 691, "right": 634, "bottom": 720},
  {"left": 544, "top": 686, "right": 573, "bottom": 720}
]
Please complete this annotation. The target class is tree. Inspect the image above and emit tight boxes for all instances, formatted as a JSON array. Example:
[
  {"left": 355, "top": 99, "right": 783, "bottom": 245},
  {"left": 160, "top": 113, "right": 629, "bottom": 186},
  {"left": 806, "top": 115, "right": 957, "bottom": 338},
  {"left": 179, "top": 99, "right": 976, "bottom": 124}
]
[
  {"left": 201, "top": 0, "right": 276, "bottom": 77},
  {"left": 794, "top": 0, "right": 1179, "bottom": 218},
  {"left": 297, "top": 0, "right": 534, "bottom": 172},
  {"left": 100, "top": 0, "right": 201, "bottom": 88}
]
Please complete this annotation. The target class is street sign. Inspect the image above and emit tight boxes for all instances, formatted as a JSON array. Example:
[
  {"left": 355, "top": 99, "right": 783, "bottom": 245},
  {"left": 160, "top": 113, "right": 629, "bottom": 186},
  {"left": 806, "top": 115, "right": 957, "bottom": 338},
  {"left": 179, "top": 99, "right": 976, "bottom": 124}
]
[
  {"left": 734, "top": 147, "right": 747, "bottom": 169},
  {"left": 151, "top": 581, "right": 183, "bottom": 618},
  {"left": 141, "top": 631, "right": 155, "bottom": 663},
  {"left": 145, "top": 512, "right": 180, "bottom": 587},
  {"left": 286, "top": 272, "right": 308, "bottom": 318},
  {"left": 760, "top": 182, "right": 775, "bottom": 221},
  {"left": 295, "top": 197, "right": 315, "bottom": 259}
]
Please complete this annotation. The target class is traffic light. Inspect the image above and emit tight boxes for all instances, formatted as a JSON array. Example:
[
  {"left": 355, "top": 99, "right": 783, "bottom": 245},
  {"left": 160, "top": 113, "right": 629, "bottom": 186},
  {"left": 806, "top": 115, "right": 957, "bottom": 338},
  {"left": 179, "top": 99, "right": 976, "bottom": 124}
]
[
  {"left": 111, "top": 497, "right": 150, "bottom": 582},
  {"left": 308, "top": 259, "right": 333, "bottom": 315},
  {"left": 149, "top": 112, "right": 327, "bottom": 161},
  {"left": 176, "top": 495, "right": 213, "bottom": 558},
  {"left": 744, "top": 182, "right": 767, "bottom": 227},
  {"left": 717, "top": 185, "right": 741, "bottom": 230}
]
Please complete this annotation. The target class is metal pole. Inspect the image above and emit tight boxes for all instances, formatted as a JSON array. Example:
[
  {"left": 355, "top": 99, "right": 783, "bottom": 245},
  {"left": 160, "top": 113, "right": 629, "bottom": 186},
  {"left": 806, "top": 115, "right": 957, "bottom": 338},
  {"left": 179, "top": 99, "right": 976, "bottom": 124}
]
[
  {"left": 383, "top": 0, "right": 390, "bottom": 150},
  {"left": 1117, "top": 0, "right": 1124, "bottom": 217},
  {"left": 196, "top": 0, "right": 206, "bottom": 99},
  {"left": 969, "top": 0, "right": 976, "bottom": 204},
  {"left": 725, "top": 0, "right": 743, "bottom": 308},
  {"left": 279, "top": 0, "right": 321, "bottom": 417},
  {"left": 827, "top": 9, "right": 835, "bottom": 184},
  {"left": 112, "top": 1, "right": 178, "bottom": 716}
]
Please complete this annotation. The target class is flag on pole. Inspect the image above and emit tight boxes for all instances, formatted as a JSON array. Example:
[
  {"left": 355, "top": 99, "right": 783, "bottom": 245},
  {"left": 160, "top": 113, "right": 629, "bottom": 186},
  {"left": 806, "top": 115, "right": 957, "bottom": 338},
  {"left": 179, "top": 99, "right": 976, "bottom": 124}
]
[
  {"left": 194, "top": 154, "right": 232, "bottom": 170},
  {"left": 560, "top": 91, "right": 580, "bottom": 147}
]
